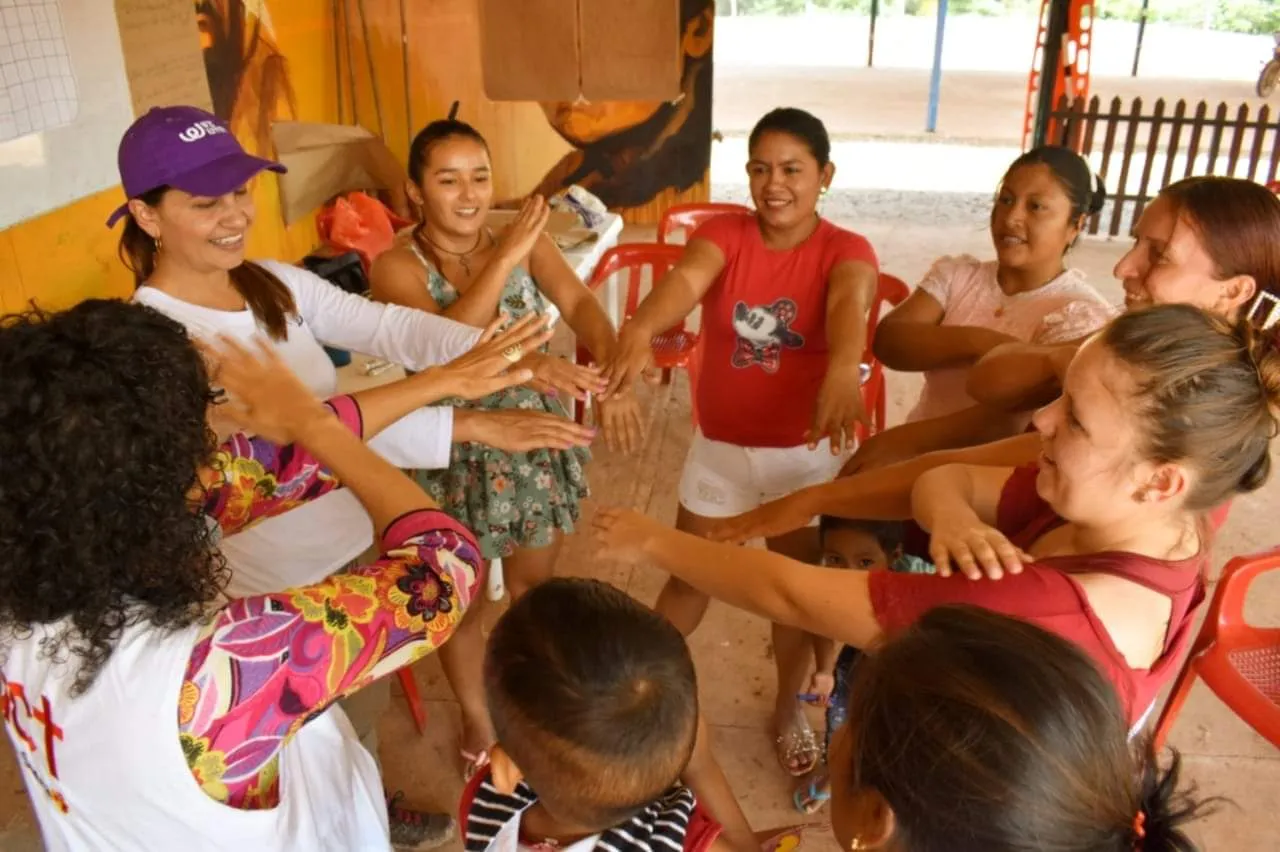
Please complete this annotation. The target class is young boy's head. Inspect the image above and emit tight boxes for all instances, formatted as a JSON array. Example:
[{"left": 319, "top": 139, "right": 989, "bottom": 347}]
[
  {"left": 818, "top": 517, "right": 906, "bottom": 571},
  {"left": 483, "top": 578, "right": 699, "bottom": 832}
]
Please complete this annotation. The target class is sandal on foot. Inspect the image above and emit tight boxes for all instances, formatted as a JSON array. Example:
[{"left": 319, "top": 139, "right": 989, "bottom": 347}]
[
  {"left": 774, "top": 724, "right": 820, "bottom": 777},
  {"left": 792, "top": 777, "right": 831, "bottom": 815},
  {"left": 460, "top": 747, "right": 490, "bottom": 782}
]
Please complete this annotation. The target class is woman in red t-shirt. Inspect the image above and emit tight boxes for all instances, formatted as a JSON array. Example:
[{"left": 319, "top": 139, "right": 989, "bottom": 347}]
[
  {"left": 600, "top": 108, "right": 880, "bottom": 777},
  {"left": 595, "top": 303, "right": 1280, "bottom": 730}
]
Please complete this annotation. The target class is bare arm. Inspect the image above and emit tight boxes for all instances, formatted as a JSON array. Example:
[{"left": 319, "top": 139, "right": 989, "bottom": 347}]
[
  {"left": 707, "top": 432, "right": 1041, "bottom": 544},
  {"left": 601, "top": 238, "right": 725, "bottom": 396},
  {"left": 872, "top": 289, "right": 1018, "bottom": 371},
  {"left": 845, "top": 403, "right": 1030, "bottom": 474},
  {"left": 808, "top": 259, "right": 878, "bottom": 449},
  {"left": 911, "top": 463, "right": 1014, "bottom": 530},
  {"left": 966, "top": 339, "right": 1082, "bottom": 411},
  {"left": 595, "top": 510, "right": 884, "bottom": 650},
  {"left": 528, "top": 232, "right": 617, "bottom": 363},
  {"left": 681, "top": 715, "right": 756, "bottom": 852}
]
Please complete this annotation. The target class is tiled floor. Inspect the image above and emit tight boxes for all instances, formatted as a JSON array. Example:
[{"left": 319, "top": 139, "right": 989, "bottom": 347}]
[{"left": 3, "top": 225, "right": 1277, "bottom": 849}]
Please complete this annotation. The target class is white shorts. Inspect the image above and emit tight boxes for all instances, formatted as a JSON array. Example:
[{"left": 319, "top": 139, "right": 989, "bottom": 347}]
[{"left": 678, "top": 430, "right": 851, "bottom": 520}]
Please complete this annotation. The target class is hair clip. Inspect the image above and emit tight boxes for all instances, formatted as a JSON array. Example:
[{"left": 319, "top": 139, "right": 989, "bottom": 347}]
[{"left": 1249, "top": 290, "right": 1280, "bottom": 331}]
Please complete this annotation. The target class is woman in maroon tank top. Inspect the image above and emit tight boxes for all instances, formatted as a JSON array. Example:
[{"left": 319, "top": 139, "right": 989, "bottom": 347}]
[{"left": 594, "top": 304, "right": 1280, "bottom": 728}]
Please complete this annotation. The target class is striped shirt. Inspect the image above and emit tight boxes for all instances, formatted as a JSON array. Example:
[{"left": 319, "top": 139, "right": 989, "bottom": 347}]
[{"left": 461, "top": 771, "right": 716, "bottom": 852}]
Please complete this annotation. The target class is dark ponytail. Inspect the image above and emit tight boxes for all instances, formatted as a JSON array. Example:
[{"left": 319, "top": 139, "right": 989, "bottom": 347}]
[
  {"left": 840, "top": 606, "right": 1216, "bottom": 852},
  {"left": 1133, "top": 744, "right": 1222, "bottom": 852},
  {"left": 117, "top": 186, "right": 297, "bottom": 340}
]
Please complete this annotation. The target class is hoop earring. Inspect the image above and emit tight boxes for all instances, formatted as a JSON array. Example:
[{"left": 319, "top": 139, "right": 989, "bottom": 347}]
[
  {"left": 849, "top": 839, "right": 869, "bottom": 851},
  {"left": 154, "top": 236, "right": 163, "bottom": 253}
]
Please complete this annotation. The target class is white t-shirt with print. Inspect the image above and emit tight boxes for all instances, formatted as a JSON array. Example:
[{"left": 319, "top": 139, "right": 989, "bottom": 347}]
[
  {"left": 134, "top": 260, "right": 481, "bottom": 596},
  {"left": 905, "top": 254, "right": 1117, "bottom": 423}
]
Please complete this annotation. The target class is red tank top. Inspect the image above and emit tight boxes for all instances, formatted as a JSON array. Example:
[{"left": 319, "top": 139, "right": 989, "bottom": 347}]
[{"left": 872, "top": 465, "right": 1209, "bottom": 723}]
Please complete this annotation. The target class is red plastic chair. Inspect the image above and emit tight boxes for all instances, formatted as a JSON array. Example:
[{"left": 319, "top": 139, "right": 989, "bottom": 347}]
[
  {"left": 397, "top": 669, "right": 427, "bottom": 734},
  {"left": 657, "top": 202, "right": 752, "bottom": 245},
  {"left": 858, "top": 273, "right": 912, "bottom": 440},
  {"left": 1152, "top": 546, "right": 1280, "bottom": 751},
  {"left": 577, "top": 244, "right": 695, "bottom": 421}
]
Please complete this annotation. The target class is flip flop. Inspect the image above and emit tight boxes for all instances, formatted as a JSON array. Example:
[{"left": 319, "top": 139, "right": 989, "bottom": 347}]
[{"left": 792, "top": 777, "right": 831, "bottom": 815}]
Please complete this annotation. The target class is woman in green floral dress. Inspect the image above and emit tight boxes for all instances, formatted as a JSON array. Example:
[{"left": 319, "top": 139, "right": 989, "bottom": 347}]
[{"left": 370, "top": 117, "right": 643, "bottom": 777}]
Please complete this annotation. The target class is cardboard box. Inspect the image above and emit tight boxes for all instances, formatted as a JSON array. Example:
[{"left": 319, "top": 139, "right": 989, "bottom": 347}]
[{"left": 479, "top": 0, "right": 680, "bottom": 102}]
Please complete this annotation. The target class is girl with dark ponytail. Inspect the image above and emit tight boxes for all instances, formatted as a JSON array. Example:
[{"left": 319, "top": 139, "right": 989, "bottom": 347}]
[{"left": 828, "top": 606, "right": 1214, "bottom": 852}]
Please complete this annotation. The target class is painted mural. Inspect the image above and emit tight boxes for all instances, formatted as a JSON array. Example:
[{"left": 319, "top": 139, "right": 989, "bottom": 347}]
[
  {"left": 528, "top": 0, "right": 714, "bottom": 218},
  {"left": 196, "top": 0, "right": 297, "bottom": 157}
]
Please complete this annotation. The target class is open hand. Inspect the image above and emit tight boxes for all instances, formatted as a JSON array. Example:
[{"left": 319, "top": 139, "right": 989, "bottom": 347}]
[
  {"left": 495, "top": 194, "right": 551, "bottom": 262},
  {"left": 596, "top": 389, "right": 646, "bottom": 454},
  {"left": 456, "top": 408, "right": 595, "bottom": 453},
  {"left": 805, "top": 363, "right": 870, "bottom": 454},
  {"left": 599, "top": 323, "right": 659, "bottom": 399},
  {"left": 434, "top": 312, "right": 552, "bottom": 400},
  {"left": 927, "top": 516, "right": 1033, "bottom": 581},
  {"left": 524, "top": 352, "right": 607, "bottom": 400},
  {"left": 202, "top": 335, "right": 331, "bottom": 445},
  {"left": 592, "top": 506, "right": 665, "bottom": 565}
]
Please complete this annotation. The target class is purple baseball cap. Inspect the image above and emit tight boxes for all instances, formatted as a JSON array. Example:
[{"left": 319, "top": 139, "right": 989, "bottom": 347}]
[{"left": 105, "top": 105, "right": 287, "bottom": 227}]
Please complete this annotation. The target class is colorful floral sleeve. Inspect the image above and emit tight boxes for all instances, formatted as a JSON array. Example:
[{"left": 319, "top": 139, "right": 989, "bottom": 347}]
[
  {"left": 178, "top": 508, "right": 482, "bottom": 809},
  {"left": 202, "top": 395, "right": 363, "bottom": 537}
]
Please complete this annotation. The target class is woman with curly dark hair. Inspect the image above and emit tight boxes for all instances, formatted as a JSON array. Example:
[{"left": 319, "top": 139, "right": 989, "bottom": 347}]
[{"left": 0, "top": 299, "right": 552, "bottom": 851}]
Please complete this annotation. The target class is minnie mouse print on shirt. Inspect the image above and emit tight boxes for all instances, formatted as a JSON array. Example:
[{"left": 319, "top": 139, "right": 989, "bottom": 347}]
[{"left": 731, "top": 299, "right": 805, "bottom": 373}]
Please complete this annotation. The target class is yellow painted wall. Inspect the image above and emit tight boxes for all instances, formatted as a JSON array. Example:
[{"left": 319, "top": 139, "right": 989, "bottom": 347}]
[
  {"left": 0, "top": 1, "right": 340, "bottom": 312},
  {"left": 0, "top": 0, "right": 707, "bottom": 311}
]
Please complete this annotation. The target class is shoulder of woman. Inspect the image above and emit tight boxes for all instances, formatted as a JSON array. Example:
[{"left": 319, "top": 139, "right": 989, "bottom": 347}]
[
  {"left": 920, "top": 254, "right": 987, "bottom": 287},
  {"left": 249, "top": 258, "right": 322, "bottom": 292}
]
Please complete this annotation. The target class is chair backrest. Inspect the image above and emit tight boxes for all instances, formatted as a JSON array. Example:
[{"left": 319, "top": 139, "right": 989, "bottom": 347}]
[
  {"left": 587, "top": 243, "right": 686, "bottom": 322},
  {"left": 657, "top": 202, "right": 753, "bottom": 245},
  {"left": 866, "top": 273, "right": 911, "bottom": 356},
  {"left": 1197, "top": 545, "right": 1280, "bottom": 651}
]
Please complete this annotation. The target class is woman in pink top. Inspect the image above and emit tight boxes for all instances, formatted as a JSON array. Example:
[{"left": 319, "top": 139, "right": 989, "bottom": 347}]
[
  {"left": 595, "top": 303, "right": 1280, "bottom": 727},
  {"left": 858, "top": 146, "right": 1114, "bottom": 466}
]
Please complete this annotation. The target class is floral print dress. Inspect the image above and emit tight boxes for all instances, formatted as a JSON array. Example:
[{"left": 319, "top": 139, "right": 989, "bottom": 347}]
[{"left": 409, "top": 243, "right": 591, "bottom": 560}]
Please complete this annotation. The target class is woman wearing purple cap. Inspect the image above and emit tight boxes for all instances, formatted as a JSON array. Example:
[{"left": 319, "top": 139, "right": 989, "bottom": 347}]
[{"left": 107, "top": 105, "right": 591, "bottom": 850}]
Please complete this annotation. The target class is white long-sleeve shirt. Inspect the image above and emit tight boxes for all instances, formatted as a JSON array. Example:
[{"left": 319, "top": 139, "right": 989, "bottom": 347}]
[{"left": 135, "top": 259, "right": 481, "bottom": 596}]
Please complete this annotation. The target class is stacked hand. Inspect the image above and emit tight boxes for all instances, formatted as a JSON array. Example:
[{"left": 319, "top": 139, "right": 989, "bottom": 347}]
[
  {"left": 202, "top": 336, "right": 331, "bottom": 445},
  {"left": 495, "top": 194, "right": 551, "bottom": 262},
  {"left": 927, "top": 515, "right": 1032, "bottom": 581},
  {"left": 524, "top": 352, "right": 607, "bottom": 400},
  {"left": 805, "top": 363, "right": 870, "bottom": 454},
  {"left": 432, "top": 312, "right": 552, "bottom": 400},
  {"left": 592, "top": 506, "right": 665, "bottom": 565},
  {"left": 600, "top": 323, "right": 662, "bottom": 399}
]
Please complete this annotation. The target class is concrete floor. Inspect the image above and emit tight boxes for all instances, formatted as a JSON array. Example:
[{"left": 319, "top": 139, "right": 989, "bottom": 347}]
[{"left": 2, "top": 219, "right": 1277, "bottom": 850}]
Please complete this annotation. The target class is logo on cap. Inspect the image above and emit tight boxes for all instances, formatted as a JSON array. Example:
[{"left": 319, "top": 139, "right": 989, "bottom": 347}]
[{"left": 179, "top": 121, "right": 228, "bottom": 143}]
